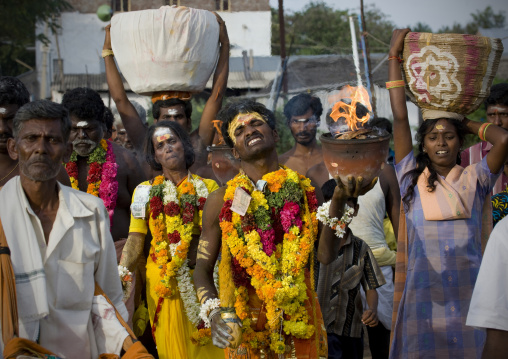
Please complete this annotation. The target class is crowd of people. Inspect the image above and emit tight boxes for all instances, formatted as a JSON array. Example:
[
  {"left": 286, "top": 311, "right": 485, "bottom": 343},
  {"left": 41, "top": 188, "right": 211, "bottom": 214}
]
[{"left": 0, "top": 21, "right": 507, "bottom": 359}]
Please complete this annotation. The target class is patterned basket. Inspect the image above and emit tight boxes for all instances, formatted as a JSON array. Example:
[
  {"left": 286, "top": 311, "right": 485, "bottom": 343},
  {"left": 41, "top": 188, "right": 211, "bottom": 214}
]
[{"left": 402, "top": 32, "right": 504, "bottom": 115}]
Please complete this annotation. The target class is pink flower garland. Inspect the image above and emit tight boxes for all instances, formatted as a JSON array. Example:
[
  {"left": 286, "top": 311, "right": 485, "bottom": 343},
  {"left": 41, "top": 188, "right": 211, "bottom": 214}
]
[
  {"left": 98, "top": 141, "right": 119, "bottom": 226},
  {"left": 280, "top": 201, "right": 303, "bottom": 233},
  {"left": 257, "top": 227, "right": 276, "bottom": 256}
]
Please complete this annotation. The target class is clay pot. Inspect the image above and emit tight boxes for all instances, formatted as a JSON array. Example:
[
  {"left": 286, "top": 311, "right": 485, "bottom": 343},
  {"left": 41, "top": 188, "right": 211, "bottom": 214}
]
[
  {"left": 208, "top": 145, "right": 241, "bottom": 186},
  {"left": 320, "top": 133, "right": 390, "bottom": 187}
]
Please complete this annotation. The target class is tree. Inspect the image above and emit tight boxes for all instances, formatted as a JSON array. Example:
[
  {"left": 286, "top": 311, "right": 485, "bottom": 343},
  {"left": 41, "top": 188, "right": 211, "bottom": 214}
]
[
  {"left": 271, "top": 1, "right": 394, "bottom": 56},
  {"left": 363, "top": 5, "right": 396, "bottom": 53},
  {"left": 411, "top": 22, "right": 433, "bottom": 33},
  {"left": 0, "top": 0, "right": 72, "bottom": 76},
  {"left": 438, "top": 5, "right": 505, "bottom": 34},
  {"left": 272, "top": 2, "right": 352, "bottom": 56}
]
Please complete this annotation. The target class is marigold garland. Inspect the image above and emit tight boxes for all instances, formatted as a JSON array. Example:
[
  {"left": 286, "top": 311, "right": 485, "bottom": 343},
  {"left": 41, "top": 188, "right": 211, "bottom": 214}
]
[
  {"left": 219, "top": 166, "right": 319, "bottom": 354},
  {"left": 65, "top": 139, "right": 118, "bottom": 226},
  {"left": 147, "top": 174, "right": 211, "bottom": 345}
]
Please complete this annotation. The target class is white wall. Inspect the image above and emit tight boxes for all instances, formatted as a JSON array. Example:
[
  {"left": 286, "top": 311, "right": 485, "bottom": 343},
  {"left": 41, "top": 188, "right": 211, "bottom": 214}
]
[
  {"left": 36, "top": 12, "right": 107, "bottom": 98},
  {"left": 36, "top": 11, "right": 271, "bottom": 98},
  {"left": 217, "top": 11, "right": 271, "bottom": 57}
]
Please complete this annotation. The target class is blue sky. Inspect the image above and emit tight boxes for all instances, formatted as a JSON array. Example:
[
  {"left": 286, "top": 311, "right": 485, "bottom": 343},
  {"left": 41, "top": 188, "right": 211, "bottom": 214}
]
[{"left": 269, "top": 0, "right": 508, "bottom": 32}]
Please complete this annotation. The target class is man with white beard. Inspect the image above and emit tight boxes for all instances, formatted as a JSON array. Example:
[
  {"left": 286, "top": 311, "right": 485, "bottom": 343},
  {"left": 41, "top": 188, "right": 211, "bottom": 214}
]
[{"left": 61, "top": 87, "right": 144, "bottom": 326}]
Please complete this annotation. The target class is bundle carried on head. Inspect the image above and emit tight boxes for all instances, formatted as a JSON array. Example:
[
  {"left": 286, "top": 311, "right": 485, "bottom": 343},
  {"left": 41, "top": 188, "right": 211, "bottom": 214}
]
[
  {"left": 401, "top": 32, "right": 504, "bottom": 120},
  {"left": 111, "top": 6, "right": 220, "bottom": 98}
]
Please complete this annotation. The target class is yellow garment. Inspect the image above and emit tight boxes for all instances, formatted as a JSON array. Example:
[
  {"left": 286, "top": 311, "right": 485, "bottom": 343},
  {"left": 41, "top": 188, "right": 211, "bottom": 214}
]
[
  {"left": 383, "top": 217, "right": 397, "bottom": 252},
  {"left": 132, "top": 300, "right": 148, "bottom": 338},
  {"left": 370, "top": 246, "right": 396, "bottom": 267},
  {"left": 146, "top": 257, "right": 224, "bottom": 359},
  {"left": 129, "top": 175, "right": 222, "bottom": 359}
]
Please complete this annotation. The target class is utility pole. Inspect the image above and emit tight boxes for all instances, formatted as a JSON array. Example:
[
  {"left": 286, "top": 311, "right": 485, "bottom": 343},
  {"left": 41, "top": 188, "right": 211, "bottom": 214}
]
[
  {"left": 278, "top": 0, "right": 287, "bottom": 94},
  {"left": 360, "top": 0, "right": 376, "bottom": 115}
]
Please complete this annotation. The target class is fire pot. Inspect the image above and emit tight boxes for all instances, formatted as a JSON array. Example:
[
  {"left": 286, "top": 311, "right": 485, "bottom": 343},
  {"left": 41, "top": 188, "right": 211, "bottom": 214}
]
[
  {"left": 320, "top": 133, "right": 390, "bottom": 187},
  {"left": 208, "top": 145, "right": 241, "bottom": 186}
]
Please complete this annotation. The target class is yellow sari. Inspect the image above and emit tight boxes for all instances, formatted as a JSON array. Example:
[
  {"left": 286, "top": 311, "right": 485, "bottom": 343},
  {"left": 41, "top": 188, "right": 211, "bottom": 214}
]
[{"left": 129, "top": 176, "right": 224, "bottom": 359}]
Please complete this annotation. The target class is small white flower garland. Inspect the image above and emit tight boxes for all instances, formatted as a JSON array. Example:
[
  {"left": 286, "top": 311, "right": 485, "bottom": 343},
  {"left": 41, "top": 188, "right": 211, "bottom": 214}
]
[
  {"left": 316, "top": 200, "right": 355, "bottom": 238},
  {"left": 118, "top": 265, "right": 133, "bottom": 301},
  {"left": 177, "top": 259, "right": 201, "bottom": 326},
  {"left": 199, "top": 298, "right": 221, "bottom": 328},
  {"left": 161, "top": 174, "right": 214, "bottom": 327}
]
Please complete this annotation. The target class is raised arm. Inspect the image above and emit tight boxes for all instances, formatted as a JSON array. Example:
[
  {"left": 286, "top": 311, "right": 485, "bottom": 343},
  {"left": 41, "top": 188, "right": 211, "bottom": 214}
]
[
  {"left": 103, "top": 24, "right": 147, "bottom": 151},
  {"left": 388, "top": 28, "right": 413, "bottom": 164},
  {"left": 463, "top": 118, "right": 508, "bottom": 174},
  {"left": 317, "top": 176, "right": 377, "bottom": 264},
  {"left": 197, "top": 14, "right": 230, "bottom": 147}
]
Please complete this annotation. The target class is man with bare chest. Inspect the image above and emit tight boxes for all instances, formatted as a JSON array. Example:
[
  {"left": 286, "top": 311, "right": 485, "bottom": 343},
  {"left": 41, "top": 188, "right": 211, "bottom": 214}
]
[
  {"left": 61, "top": 87, "right": 144, "bottom": 324},
  {"left": 279, "top": 93, "right": 324, "bottom": 175}
]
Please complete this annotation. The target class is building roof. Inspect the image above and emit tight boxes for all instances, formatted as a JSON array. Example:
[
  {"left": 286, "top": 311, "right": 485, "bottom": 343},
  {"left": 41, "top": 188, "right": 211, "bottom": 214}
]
[
  {"left": 258, "top": 53, "right": 390, "bottom": 94},
  {"left": 51, "top": 73, "right": 131, "bottom": 93},
  {"left": 478, "top": 28, "right": 508, "bottom": 56},
  {"left": 48, "top": 53, "right": 389, "bottom": 94}
]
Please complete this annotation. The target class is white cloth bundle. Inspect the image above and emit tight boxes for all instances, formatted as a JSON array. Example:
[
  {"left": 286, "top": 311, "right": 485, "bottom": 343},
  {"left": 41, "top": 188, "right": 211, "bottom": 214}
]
[{"left": 111, "top": 5, "right": 220, "bottom": 96}]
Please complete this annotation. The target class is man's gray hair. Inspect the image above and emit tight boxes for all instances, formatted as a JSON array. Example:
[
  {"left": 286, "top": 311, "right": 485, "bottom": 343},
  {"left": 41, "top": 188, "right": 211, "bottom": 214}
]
[{"left": 14, "top": 100, "right": 71, "bottom": 142}]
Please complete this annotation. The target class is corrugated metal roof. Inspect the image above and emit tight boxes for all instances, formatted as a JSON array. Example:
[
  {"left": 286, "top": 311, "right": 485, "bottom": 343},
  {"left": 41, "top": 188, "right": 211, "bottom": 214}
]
[{"left": 51, "top": 73, "right": 131, "bottom": 93}]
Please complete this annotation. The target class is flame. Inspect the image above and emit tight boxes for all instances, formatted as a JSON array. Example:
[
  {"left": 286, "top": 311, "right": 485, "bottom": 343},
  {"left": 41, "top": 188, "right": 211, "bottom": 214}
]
[
  {"left": 329, "top": 85, "right": 372, "bottom": 131},
  {"left": 212, "top": 120, "right": 225, "bottom": 145}
]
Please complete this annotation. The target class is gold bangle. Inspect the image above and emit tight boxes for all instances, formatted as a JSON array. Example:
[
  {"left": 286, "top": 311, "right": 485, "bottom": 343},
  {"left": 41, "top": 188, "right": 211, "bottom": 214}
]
[
  {"left": 483, "top": 123, "right": 492, "bottom": 141},
  {"left": 102, "top": 49, "right": 114, "bottom": 58}
]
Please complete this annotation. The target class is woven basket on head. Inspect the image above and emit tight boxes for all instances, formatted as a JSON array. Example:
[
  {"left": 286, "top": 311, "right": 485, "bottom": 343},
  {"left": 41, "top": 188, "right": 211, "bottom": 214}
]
[{"left": 402, "top": 32, "right": 504, "bottom": 115}]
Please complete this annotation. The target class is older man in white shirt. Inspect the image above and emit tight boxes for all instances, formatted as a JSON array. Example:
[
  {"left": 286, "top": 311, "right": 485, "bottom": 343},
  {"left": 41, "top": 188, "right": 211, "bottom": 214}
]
[{"left": 0, "top": 100, "right": 127, "bottom": 358}]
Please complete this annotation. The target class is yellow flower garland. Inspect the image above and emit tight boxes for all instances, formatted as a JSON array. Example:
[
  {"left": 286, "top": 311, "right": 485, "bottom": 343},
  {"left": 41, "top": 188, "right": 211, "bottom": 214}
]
[
  {"left": 219, "top": 166, "right": 319, "bottom": 353},
  {"left": 149, "top": 174, "right": 211, "bottom": 345}
]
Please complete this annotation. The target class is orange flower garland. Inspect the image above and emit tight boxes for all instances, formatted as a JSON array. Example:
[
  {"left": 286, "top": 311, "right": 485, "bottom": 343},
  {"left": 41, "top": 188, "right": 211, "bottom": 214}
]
[
  {"left": 148, "top": 174, "right": 211, "bottom": 345},
  {"left": 218, "top": 166, "right": 319, "bottom": 354}
]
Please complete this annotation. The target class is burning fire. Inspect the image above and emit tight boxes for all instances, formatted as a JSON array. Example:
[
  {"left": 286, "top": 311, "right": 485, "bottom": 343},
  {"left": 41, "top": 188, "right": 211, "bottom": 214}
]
[
  {"left": 212, "top": 120, "right": 225, "bottom": 145},
  {"left": 329, "top": 85, "right": 372, "bottom": 132}
]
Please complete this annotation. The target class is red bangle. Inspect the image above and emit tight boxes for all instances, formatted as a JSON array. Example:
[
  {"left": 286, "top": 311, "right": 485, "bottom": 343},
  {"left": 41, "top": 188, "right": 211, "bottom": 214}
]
[
  {"left": 478, "top": 123, "right": 489, "bottom": 141},
  {"left": 386, "top": 80, "right": 406, "bottom": 90},
  {"left": 388, "top": 56, "right": 403, "bottom": 64}
]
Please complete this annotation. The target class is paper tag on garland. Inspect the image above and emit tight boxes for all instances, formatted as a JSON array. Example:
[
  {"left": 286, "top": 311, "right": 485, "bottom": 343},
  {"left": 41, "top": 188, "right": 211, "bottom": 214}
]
[
  {"left": 131, "top": 185, "right": 152, "bottom": 219},
  {"left": 231, "top": 187, "right": 251, "bottom": 216}
]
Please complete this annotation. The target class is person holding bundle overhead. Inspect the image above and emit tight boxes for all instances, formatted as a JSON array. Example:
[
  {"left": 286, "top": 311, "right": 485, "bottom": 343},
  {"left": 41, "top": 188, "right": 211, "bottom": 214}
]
[
  {"left": 387, "top": 28, "right": 508, "bottom": 358},
  {"left": 118, "top": 120, "right": 223, "bottom": 359},
  {"left": 103, "top": 6, "right": 229, "bottom": 179}
]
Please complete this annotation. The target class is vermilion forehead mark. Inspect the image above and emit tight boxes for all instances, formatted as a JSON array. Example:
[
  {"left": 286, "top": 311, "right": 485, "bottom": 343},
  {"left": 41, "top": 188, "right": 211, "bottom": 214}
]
[
  {"left": 157, "top": 134, "right": 170, "bottom": 143},
  {"left": 154, "top": 127, "right": 173, "bottom": 143}
]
